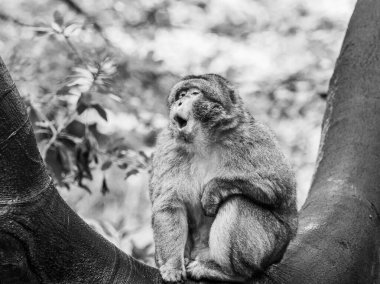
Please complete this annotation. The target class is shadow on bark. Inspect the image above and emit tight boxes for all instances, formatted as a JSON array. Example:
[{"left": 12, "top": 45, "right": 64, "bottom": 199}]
[{"left": 0, "top": 0, "right": 379, "bottom": 283}]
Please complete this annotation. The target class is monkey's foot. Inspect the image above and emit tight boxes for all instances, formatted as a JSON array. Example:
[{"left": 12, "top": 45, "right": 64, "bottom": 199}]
[
  {"left": 186, "top": 260, "right": 245, "bottom": 282},
  {"left": 160, "top": 264, "right": 186, "bottom": 282},
  {"left": 186, "top": 260, "right": 208, "bottom": 280}
]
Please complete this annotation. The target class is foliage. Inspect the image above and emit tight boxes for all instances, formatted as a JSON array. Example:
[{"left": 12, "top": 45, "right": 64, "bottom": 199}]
[{"left": 0, "top": 0, "right": 355, "bottom": 265}]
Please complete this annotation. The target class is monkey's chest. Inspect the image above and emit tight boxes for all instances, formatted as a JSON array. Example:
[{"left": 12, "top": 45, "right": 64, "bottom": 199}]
[
  {"left": 182, "top": 176, "right": 214, "bottom": 258},
  {"left": 178, "top": 156, "right": 218, "bottom": 251},
  {"left": 179, "top": 155, "right": 216, "bottom": 209}
]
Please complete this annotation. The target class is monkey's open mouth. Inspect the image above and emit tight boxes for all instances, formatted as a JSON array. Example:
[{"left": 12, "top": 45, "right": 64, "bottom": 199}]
[{"left": 174, "top": 114, "right": 188, "bottom": 129}]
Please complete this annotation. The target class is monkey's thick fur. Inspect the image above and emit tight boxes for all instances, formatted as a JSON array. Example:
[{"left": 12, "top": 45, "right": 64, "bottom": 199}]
[{"left": 150, "top": 74, "right": 297, "bottom": 282}]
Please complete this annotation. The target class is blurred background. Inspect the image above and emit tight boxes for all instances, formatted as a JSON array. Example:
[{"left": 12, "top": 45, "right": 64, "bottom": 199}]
[{"left": 0, "top": 0, "right": 356, "bottom": 266}]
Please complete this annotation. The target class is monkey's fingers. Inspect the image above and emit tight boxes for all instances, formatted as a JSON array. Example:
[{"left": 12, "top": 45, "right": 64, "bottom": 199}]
[
  {"left": 160, "top": 264, "right": 187, "bottom": 283},
  {"left": 201, "top": 194, "right": 219, "bottom": 217},
  {"left": 186, "top": 260, "right": 206, "bottom": 280}
]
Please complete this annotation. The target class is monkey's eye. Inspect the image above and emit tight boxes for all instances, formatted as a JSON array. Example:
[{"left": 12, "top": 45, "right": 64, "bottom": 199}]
[
  {"left": 211, "top": 104, "right": 221, "bottom": 110},
  {"left": 176, "top": 91, "right": 186, "bottom": 101}
]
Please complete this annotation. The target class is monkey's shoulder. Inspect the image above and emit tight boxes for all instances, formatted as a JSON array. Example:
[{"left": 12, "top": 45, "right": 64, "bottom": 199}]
[
  {"left": 219, "top": 121, "right": 284, "bottom": 164},
  {"left": 234, "top": 120, "right": 278, "bottom": 147},
  {"left": 149, "top": 130, "right": 191, "bottom": 195},
  {"left": 219, "top": 120, "right": 296, "bottom": 191},
  {"left": 152, "top": 130, "right": 187, "bottom": 169}
]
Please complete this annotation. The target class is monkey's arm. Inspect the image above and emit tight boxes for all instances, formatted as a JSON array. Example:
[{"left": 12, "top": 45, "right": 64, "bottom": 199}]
[
  {"left": 152, "top": 198, "right": 188, "bottom": 282},
  {"left": 201, "top": 177, "right": 281, "bottom": 216}
]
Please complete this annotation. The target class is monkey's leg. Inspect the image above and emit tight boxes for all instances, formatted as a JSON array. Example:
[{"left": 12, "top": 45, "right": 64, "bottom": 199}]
[
  {"left": 201, "top": 177, "right": 278, "bottom": 217},
  {"left": 186, "top": 251, "right": 246, "bottom": 282},
  {"left": 208, "top": 196, "right": 290, "bottom": 279},
  {"left": 152, "top": 206, "right": 188, "bottom": 282}
]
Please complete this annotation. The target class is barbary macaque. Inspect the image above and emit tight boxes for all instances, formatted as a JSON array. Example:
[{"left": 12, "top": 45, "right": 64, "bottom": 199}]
[{"left": 149, "top": 74, "right": 297, "bottom": 282}]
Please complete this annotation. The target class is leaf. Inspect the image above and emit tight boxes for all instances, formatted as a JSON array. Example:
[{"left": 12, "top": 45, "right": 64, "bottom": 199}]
[
  {"left": 56, "top": 85, "right": 71, "bottom": 95},
  {"left": 63, "top": 24, "right": 80, "bottom": 37},
  {"left": 117, "top": 162, "right": 128, "bottom": 169},
  {"left": 76, "top": 102, "right": 88, "bottom": 114},
  {"left": 101, "top": 160, "right": 113, "bottom": 171},
  {"left": 76, "top": 93, "right": 91, "bottom": 114},
  {"left": 56, "top": 143, "right": 71, "bottom": 173},
  {"left": 35, "top": 30, "right": 49, "bottom": 36},
  {"left": 92, "top": 104, "right": 108, "bottom": 121},
  {"left": 58, "top": 134, "right": 80, "bottom": 147},
  {"left": 75, "top": 137, "right": 96, "bottom": 181},
  {"left": 109, "top": 93, "right": 122, "bottom": 102},
  {"left": 124, "top": 169, "right": 139, "bottom": 180},
  {"left": 53, "top": 11, "right": 64, "bottom": 26},
  {"left": 139, "top": 151, "right": 150, "bottom": 163},
  {"left": 78, "top": 179, "right": 92, "bottom": 194},
  {"left": 62, "top": 182, "right": 71, "bottom": 190},
  {"left": 73, "top": 67, "right": 93, "bottom": 79},
  {"left": 101, "top": 177, "right": 110, "bottom": 195},
  {"left": 117, "top": 150, "right": 127, "bottom": 158},
  {"left": 51, "top": 22, "right": 62, "bottom": 33}
]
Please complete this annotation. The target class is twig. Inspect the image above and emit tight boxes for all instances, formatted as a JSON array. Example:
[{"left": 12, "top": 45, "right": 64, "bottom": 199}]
[
  {"left": 0, "top": 12, "right": 51, "bottom": 32},
  {"left": 41, "top": 123, "right": 58, "bottom": 160},
  {"left": 63, "top": 35, "right": 85, "bottom": 64},
  {"left": 0, "top": 11, "right": 84, "bottom": 63},
  {"left": 57, "top": 0, "right": 111, "bottom": 46}
]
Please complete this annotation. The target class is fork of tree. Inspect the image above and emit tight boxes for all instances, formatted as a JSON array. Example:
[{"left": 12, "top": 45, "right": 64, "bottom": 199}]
[{"left": 0, "top": 0, "right": 379, "bottom": 283}]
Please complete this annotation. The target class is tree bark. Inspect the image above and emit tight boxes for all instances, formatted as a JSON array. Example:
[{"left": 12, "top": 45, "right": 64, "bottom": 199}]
[
  {"left": 0, "top": 62, "right": 162, "bottom": 283},
  {"left": 0, "top": 0, "right": 379, "bottom": 283}
]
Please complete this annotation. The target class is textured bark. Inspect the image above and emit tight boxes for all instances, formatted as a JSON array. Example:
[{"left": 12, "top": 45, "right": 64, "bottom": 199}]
[
  {"left": 0, "top": 62, "right": 163, "bottom": 283},
  {"left": 0, "top": 0, "right": 379, "bottom": 283},
  {"left": 261, "top": 0, "right": 380, "bottom": 282}
]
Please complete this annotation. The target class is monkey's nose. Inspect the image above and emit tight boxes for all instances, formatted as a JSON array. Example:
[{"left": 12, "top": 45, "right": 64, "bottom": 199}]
[{"left": 174, "top": 114, "right": 188, "bottom": 129}]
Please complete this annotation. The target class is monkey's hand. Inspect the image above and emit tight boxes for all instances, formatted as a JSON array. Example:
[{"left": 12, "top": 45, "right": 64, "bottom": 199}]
[
  {"left": 201, "top": 180, "right": 220, "bottom": 217},
  {"left": 201, "top": 188, "right": 220, "bottom": 217},
  {"left": 201, "top": 179, "right": 235, "bottom": 217},
  {"left": 160, "top": 264, "right": 186, "bottom": 282}
]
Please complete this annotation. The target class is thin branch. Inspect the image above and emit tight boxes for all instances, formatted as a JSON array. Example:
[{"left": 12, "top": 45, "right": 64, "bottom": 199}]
[
  {"left": 0, "top": 11, "right": 86, "bottom": 65},
  {"left": 0, "top": 12, "right": 35, "bottom": 28},
  {"left": 63, "top": 35, "right": 85, "bottom": 63},
  {"left": 0, "top": 12, "right": 51, "bottom": 32},
  {"left": 40, "top": 123, "right": 58, "bottom": 160},
  {"left": 57, "top": 0, "right": 112, "bottom": 46}
]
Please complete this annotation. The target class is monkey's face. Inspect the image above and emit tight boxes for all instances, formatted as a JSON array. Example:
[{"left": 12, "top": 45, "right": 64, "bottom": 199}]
[
  {"left": 167, "top": 74, "right": 244, "bottom": 146},
  {"left": 168, "top": 87, "right": 201, "bottom": 144}
]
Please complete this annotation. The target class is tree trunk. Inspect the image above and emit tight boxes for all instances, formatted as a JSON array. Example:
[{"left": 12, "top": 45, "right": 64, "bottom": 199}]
[{"left": 0, "top": 0, "right": 379, "bottom": 283}]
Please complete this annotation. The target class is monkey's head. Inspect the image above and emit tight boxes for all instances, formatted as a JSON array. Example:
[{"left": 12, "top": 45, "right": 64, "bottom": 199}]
[{"left": 167, "top": 74, "right": 246, "bottom": 146}]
